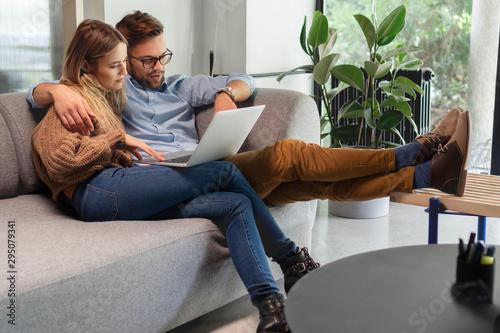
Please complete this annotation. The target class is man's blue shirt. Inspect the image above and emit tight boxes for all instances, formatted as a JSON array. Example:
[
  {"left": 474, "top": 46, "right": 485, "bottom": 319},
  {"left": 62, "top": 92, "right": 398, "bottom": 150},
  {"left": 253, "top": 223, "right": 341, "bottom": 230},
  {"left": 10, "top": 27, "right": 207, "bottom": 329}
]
[{"left": 27, "top": 73, "right": 256, "bottom": 155}]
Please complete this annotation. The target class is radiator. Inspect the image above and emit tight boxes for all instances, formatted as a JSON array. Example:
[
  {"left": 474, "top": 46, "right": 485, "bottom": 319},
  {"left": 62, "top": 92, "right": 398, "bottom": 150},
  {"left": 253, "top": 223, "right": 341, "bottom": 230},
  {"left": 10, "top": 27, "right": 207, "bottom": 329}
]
[{"left": 330, "top": 68, "right": 433, "bottom": 146}]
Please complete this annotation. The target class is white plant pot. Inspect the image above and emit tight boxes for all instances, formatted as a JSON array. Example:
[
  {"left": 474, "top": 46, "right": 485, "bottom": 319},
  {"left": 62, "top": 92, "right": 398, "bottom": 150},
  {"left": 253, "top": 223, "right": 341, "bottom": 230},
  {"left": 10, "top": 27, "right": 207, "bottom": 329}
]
[{"left": 328, "top": 196, "right": 390, "bottom": 219}]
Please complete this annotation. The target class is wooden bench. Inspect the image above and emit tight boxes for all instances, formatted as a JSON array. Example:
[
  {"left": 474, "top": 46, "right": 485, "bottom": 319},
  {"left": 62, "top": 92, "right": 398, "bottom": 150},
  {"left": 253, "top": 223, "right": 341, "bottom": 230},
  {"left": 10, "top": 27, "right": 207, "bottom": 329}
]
[{"left": 390, "top": 173, "right": 500, "bottom": 244}]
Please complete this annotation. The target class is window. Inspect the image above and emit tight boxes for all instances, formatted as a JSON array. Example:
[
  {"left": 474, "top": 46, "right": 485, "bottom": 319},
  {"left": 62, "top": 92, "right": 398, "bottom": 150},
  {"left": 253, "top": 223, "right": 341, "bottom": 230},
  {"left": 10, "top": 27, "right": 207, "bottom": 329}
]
[
  {"left": 324, "top": 0, "right": 498, "bottom": 174},
  {"left": 0, "top": 0, "right": 63, "bottom": 94}
]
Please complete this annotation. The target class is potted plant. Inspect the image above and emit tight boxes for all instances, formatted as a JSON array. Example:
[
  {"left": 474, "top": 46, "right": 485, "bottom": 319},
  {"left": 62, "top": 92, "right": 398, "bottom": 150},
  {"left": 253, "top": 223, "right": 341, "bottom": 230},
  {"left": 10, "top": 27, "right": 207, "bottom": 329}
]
[
  {"left": 278, "top": 2, "right": 425, "bottom": 218},
  {"left": 278, "top": 2, "right": 424, "bottom": 148}
]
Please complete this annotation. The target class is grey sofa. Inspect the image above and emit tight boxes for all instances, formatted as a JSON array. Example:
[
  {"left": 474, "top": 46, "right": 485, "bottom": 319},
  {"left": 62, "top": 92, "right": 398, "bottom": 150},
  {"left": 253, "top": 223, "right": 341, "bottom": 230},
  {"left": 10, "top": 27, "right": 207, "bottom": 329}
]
[{"left": 0, "top": 88, "right": 320, "bottom": 333}]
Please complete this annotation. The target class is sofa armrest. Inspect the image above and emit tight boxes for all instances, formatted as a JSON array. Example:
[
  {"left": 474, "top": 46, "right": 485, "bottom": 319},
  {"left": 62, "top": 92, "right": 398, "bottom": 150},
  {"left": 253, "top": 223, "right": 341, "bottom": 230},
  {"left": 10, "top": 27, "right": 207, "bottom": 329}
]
[{"left": 195, "top": 88, "right": 320, "bottom": 152}]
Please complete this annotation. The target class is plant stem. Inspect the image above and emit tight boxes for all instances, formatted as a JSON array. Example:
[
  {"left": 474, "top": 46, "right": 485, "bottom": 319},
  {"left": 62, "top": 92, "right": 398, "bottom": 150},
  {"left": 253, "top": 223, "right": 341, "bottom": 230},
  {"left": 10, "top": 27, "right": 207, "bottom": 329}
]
[
  {"left": 320, "top": 83, "right": 336, "bottom": 144},
  {"left": 357, "top": 81, "right": 370, "bottom": 148},
  {"left": 370, "top": 75, "right": 377, "bottom": 147}
]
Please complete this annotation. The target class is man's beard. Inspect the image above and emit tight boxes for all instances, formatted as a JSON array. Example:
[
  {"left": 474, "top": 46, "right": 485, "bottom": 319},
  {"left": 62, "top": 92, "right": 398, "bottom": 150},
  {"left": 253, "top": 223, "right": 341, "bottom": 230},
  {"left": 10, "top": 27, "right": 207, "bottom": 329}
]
[
  {"left": 129, "top": 65, "right": 165, "bottom": 90},
  {"left": 140, "top": 71, "right": 165, "bottom": 90}
]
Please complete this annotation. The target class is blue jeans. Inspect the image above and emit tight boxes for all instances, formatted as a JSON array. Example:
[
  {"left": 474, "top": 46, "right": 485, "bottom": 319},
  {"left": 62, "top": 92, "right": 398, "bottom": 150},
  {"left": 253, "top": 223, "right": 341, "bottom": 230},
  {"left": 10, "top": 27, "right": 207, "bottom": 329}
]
[{"left": 65, "top": 161, "right": 297, "bottom": 302}]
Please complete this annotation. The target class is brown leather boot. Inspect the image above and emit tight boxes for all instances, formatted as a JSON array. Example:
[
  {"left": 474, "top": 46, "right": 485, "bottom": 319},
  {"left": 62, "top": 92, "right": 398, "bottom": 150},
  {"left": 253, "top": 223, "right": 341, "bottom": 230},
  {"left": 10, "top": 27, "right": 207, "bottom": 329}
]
[
  {"left": 253, "top": 294, "right": 290, "bottom": 333},
  {"left": 424, "top": 107, "right": 463, "bottom": 137},
  {"left": 429, "top": 111, "right": 470, "bottom": 196},
  {"left": 279, "top": 247, "right": 321, "bottom": 294},
  {"left": 412, "top": 107, "right": 463, "bottom": 165}
]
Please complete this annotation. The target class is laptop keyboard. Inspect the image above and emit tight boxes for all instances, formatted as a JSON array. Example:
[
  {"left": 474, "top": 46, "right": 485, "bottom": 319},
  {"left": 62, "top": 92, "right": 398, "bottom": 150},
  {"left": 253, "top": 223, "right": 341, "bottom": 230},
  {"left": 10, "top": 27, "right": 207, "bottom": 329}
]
[{"left": 164, "top": 154, "right": 192, "bottom": 164}]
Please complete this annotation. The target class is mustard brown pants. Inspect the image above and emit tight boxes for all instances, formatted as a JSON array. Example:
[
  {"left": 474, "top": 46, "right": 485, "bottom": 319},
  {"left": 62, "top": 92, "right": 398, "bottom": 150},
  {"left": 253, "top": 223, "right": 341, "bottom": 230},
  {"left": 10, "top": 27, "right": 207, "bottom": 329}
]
[{"left": 225, "top": 139, "right": 415, "bottom": 206}]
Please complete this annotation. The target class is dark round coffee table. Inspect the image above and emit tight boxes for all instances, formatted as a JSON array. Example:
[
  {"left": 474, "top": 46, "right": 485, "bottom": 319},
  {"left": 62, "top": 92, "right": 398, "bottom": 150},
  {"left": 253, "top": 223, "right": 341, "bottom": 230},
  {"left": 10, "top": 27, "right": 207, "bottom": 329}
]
[{"left": 285, "top": 244, "right": 500, "bottom": 333}]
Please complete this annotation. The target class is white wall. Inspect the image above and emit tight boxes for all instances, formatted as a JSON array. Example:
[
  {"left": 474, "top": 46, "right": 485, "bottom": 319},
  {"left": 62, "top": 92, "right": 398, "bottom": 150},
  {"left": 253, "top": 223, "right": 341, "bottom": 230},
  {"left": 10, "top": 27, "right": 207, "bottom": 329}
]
[
  {"left": 246, "top": 0, "right": 315, "bottom": 92},
  {"left": 208, "top": 0, "right": 315, "bottom": 93},
  {"left": 246, "top": 0, "right": 314, "bottom": 74},
  {"left": 200, "top": 0, "right": 247, "bottom": 76}
]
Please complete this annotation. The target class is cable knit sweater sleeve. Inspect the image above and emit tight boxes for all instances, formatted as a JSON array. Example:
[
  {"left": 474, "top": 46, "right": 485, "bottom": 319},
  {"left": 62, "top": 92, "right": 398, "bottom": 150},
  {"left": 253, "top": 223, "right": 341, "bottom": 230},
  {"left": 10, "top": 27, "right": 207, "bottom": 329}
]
[{"left": 31, "top": 106, "right": 133, "bottom": 201}]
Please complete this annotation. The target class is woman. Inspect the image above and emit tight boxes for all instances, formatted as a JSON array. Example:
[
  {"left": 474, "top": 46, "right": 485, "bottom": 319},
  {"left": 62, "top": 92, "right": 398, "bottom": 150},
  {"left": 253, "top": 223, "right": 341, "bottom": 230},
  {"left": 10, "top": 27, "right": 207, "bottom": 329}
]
[{"left": 31, "top": 20, "right": 319, "bottom": 333}]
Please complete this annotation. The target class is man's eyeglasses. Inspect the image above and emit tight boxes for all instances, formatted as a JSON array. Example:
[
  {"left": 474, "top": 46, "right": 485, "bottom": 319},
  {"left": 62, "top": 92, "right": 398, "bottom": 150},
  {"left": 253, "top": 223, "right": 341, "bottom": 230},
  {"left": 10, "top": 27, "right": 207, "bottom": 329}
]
[{"left": 129, "top": 49, "right": 173, "bottom": 69}]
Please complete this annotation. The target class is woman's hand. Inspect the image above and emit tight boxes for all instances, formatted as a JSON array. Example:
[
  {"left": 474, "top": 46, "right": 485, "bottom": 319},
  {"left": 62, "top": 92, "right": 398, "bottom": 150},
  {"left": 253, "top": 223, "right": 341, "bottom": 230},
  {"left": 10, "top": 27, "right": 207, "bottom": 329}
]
[{"left": 125, "top": 134, "right": 164, "bottom": 161}]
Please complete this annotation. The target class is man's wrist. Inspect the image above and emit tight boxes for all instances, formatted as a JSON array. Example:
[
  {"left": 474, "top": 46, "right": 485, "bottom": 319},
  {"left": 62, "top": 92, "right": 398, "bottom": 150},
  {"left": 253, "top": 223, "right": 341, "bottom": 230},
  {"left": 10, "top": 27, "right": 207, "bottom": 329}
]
[
  {"left": 33, "top": 82, "right": 57, "bottom": 107},
  {"left": 215, "top": 86, "right": 235, "bottom": 101}
]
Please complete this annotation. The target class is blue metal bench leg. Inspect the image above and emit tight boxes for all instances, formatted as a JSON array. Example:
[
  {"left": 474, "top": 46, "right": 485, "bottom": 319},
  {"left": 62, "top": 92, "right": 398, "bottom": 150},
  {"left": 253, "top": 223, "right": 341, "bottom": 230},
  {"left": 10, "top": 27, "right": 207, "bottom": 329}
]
[
  {"left": 428, "top": 198, "right": 440, "bottom": 244},
  {"left": 477, "top": 216, "right": 487, "bottom": 242}
]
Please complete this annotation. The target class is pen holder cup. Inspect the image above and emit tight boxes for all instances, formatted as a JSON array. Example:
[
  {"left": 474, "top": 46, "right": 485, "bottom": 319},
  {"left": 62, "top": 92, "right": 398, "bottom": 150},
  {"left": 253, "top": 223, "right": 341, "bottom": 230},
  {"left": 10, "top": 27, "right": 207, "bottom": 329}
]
[{"left": 452, "top": 256, "right": 495, "bottom": 304}]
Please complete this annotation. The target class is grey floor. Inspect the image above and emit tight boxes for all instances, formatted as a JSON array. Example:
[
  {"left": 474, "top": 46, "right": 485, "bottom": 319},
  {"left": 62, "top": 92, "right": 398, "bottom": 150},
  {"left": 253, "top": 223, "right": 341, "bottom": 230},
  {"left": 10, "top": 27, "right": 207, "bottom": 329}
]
[{"left": 168, "top": 199, "right": 500, "bottom": 333}]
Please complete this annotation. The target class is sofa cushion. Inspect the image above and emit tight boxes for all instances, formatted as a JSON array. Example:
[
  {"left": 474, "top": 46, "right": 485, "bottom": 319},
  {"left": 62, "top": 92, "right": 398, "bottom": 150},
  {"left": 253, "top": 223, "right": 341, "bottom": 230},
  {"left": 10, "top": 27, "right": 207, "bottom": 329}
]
[
  {"left": 0, "top": 112, "right": 18, "bottom": 197},
  {"left": 0, "top": 92, "right": 46, "bottom": 195}
]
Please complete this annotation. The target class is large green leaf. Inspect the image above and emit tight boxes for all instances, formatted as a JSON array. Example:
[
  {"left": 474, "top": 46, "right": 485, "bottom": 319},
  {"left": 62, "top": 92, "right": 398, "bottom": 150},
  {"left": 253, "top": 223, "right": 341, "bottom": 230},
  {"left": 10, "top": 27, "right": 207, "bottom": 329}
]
[
  {"left": 400, "top": 59, "right": 424, "bottom": 70},
  {"left": 376, "top": 5, "right": 406, "bottom": 44},
  {"left": 380, "top": 99, "right": 412, "bottom": 117},
  {"left": 384, "top": 91, "right": 411, "bottom": 102},
  {"left": 377, "top": 140, "right": 402, "bottom": 148},
  {"left": 376, "top": 109, "right": 404, "bottom": 130},
  {"left": 354, "top": 14, "right": 376, "bottom": 51},
  {"left": 365, "top": 61, "right": 393, "bottom": 79},
  {"left": 386, "top": 127, "right": 405, "bottom": 144},
  {"left": 377, "top": 34, "right": 398, "bottom": 47},
  {"left": 405, "top": 114, "right": 419, "bottom": 134},
  {"left": 319, "top": 27, "right": 338, "bottom": 59},
  {"left": 320, "top": 132, "right": 330, "bottom": 140},
  {"left": 331, "top": 124, "right": 362, "bottom": 142},
  {"left": 381, "top": 46, "right": 421, "bottom": 62},
  {"left": 300, "top": 16, "right": 309, "bottom": 56},
  {"left": 392, "top": 83, "right": 417, "bottom": 98},
  {"left": 343, "top": 108, "right": 365, "bottom": 119},
  {"left": 308, "top": 13, "right": 329, "bottom": 49},
  {"left": 395, "top": 76, "right": 423, "bottom": 94},
  {"left": 276, "top": 65, "right": 314, "bottom": 82},
  {"left": 329, "top": 81, "right": 350, "bottom": 100},
  {"left": 331, "top": 65, "right": 365, "bottom": 93},
  {"left": 337, "top": 97, "right": 363, "bottom": 120},
  {"left": 313, "top": 11, "right": 322, "bottom": 20},
  {"left": 376, "top": 61, "right": 394, "bottom": 78},
  {"left": 395, "top": 44, "right": 407, "bottom": 62},
  {"left": 378, "top": 80, "right": 392, "bottom": 90},
  {"left": 364, "top": 61, "right": 378, "bottom": 78},
  {"left": 364, "top": 107, "right": 376, "bottom": 129},
  {"left": 313, "top": 53, "right": 340, "bottom": 85},
  {"left": 321, "top": 118, "right": 334, "bottom": 136}
]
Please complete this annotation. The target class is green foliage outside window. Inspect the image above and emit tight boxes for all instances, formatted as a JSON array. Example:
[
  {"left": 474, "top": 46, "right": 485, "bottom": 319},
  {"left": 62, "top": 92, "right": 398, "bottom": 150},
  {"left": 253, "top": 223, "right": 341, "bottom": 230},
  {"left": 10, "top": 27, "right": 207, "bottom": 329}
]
[{"left": 324, "top": 0, "right": 472, "bottom": 113}]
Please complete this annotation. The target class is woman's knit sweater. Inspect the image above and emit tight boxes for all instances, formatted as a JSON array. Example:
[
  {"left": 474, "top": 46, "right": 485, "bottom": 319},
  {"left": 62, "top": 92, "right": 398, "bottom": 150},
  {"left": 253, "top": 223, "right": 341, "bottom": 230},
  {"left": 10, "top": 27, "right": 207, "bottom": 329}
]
[{"left": 31, "top": 106, "right": 134, "bottom": 201}]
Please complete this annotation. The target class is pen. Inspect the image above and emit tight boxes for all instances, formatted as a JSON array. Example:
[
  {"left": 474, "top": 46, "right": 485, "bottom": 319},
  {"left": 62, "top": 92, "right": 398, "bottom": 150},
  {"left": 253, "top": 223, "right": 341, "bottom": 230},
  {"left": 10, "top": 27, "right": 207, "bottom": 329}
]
[
  {"left": 471, "top": 241, "right": 485, "bottom": 265},
  {"left": 465, "top": 233, "right": 476, "bottom": 257},
  {"left": 458, "top": 238, "right": 466, "bottom": 259},
  {"left": 487, "top": 245, "right": 496, "bottom": 257},
  {"left": 467, "top": 243, "right": 476, "bottom": 264}
]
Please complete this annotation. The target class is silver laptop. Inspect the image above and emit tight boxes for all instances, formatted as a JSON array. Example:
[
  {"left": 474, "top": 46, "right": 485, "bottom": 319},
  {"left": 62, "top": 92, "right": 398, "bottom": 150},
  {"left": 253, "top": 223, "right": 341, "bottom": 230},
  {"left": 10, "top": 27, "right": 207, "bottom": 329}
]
[{"left": 133, "top": 105, "right": 265, "bottom": 167}]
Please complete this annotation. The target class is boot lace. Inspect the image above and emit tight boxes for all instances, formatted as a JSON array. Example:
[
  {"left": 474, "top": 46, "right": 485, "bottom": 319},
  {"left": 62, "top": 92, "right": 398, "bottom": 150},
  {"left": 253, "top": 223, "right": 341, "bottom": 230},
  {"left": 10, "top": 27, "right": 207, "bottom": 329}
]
[
  {"left": 301, "top": 247, "right": 322, "bottom": 271},
  {"left": 434, "top": 143, "right": 448, "bottom": 155}
]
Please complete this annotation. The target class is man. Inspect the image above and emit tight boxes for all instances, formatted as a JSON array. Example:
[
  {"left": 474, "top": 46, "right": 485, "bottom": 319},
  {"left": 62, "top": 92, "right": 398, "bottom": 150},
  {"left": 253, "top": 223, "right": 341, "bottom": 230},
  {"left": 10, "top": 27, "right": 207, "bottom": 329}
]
[{"left": 27, "top": 11, "right": 470, "bottom": 207}]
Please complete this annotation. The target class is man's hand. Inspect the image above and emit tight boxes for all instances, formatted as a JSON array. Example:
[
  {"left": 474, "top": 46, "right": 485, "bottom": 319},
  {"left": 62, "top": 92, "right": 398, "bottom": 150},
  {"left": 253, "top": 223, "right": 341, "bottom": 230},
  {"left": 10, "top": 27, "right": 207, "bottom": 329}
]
[
  {"left": 33, "top": 82, "right": 96, "bottom": 135},
  {"left": 51, "top": 85, "right": 96, "bottom": 136},
  {"left": 125, "top": 134, "right": 165, "bottom": 161}
]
